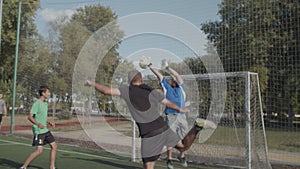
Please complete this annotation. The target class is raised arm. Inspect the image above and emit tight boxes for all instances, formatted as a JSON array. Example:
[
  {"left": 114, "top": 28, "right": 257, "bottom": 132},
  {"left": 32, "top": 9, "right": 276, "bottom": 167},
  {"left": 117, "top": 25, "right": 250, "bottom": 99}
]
[
  {"left": 161, "top": 98, "right": 189, "bottom": 113},
  {"left": 149, "top": 65, "right": 163, "bottom": 82},
  {"left": 168, "top": 67, "right": 183, "bottom": 85},
  {"left": 84, "top": 80, "right": 121, "bottom": 96}
]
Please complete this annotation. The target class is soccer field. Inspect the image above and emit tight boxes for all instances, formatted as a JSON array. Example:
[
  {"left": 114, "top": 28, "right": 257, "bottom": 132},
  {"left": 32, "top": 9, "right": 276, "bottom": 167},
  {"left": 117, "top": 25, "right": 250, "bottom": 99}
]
[{"left": 0, "top": 135, "right": 229, "bottom": 169}]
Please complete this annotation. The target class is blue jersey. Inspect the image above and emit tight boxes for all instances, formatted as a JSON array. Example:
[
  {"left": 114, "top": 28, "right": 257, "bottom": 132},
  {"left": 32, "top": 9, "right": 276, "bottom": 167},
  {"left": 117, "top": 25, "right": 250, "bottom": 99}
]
[{"left": 161, "top": 77, "right": 186, "bottom": 114}]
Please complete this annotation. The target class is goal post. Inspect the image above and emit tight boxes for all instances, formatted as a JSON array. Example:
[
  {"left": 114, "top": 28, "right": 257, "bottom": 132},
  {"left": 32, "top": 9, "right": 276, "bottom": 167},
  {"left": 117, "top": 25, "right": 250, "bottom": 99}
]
[
  {"left": 158, "top": 71, "right": 272, "bottom": 169},
  {"left": 244, "top": 72, "right": 271, "bottom": 169}
]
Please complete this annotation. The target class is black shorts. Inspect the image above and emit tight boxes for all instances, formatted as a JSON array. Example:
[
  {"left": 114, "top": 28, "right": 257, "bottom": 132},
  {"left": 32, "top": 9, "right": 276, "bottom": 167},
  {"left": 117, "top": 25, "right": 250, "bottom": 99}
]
[{"left": 32, "top": 131, "right": 55, "bottom": 146}]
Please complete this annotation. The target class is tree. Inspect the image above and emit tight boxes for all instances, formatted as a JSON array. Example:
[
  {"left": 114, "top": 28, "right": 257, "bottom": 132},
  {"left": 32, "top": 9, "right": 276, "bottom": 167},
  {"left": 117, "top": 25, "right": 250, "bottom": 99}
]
[
  {"left": 201, "top": 0, "right": 300, "bottom": 128},
  {"left": 1, "top": 0, "right": 41, "bottom": 108},
  {"left": 47, "top": 4, "right": 124, "bottom": 113}
]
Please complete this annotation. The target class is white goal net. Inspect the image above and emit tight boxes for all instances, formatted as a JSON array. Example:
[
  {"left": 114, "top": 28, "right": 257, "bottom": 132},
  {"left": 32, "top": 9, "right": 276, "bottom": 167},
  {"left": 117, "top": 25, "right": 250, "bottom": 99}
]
[{"left": 176, "top": 71, "right": 271, "bottom": 169}]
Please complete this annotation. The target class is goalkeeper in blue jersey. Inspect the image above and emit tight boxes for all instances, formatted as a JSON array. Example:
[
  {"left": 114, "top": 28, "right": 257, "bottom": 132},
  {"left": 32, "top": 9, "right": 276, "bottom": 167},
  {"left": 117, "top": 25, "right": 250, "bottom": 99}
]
[{"left": 149, "top": 60, "right": 189, "bottom": 169}]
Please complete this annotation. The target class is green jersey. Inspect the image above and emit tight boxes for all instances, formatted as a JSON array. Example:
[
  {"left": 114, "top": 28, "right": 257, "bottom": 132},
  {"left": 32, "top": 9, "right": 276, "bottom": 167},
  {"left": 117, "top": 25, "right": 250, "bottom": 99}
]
[{"left": 30, "top": 100, "right": 49, "bottom": 134}]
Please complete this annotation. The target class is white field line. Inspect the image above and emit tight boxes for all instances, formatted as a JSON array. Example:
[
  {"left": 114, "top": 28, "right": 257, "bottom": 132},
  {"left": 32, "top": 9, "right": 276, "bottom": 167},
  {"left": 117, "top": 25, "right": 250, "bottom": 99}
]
[
  {"left": 0, "top": 138, "right": 169, "bottom": 168},
  {"left": 0, "top": 138, "right": 129, "bottom": 162}
]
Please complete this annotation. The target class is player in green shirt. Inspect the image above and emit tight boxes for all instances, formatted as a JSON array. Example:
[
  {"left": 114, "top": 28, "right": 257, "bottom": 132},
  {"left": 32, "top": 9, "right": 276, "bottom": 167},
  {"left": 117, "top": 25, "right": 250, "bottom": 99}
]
[{"left": 20, "top": 86, "right": 57, "bottom": 169}]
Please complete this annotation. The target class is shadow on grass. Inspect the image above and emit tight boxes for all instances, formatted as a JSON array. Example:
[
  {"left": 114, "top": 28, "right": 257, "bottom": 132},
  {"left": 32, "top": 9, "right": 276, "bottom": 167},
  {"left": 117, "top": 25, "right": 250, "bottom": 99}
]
[
  {"left": 65, "top": 157, "right": 141, "bottom": 169},
  {"left": 0, "top": 158, "right": 43, "bottom": 169}
]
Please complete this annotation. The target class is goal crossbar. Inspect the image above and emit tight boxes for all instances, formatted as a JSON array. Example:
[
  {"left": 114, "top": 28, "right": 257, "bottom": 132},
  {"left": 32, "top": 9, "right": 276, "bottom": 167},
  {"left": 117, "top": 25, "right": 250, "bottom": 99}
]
[{"left": 179, "top": 71, "right": 257, "bottom": 80}]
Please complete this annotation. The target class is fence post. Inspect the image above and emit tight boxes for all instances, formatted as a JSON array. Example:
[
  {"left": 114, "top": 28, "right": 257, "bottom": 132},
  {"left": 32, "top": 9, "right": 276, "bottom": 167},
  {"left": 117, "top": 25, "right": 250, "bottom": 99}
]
[{"left": 11, "top": 0, "right": 22, "bottom": 134}]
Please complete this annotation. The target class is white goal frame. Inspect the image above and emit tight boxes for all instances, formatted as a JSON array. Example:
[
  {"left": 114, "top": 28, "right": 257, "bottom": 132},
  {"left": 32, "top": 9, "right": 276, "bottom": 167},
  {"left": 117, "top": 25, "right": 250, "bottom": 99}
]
[{"left": 133, "top": 71, "right": 271, "bottom": 169}]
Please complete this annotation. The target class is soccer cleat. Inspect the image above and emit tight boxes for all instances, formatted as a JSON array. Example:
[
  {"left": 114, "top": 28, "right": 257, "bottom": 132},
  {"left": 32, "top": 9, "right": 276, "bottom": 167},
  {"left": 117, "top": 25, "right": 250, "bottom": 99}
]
[
  {"left": 194, "top": 119, "right": 204, "bottom": 130},
  {"left": 19, "top": 167, "right": 26, "bottom": 169},
  {"left": 195, "top": 118, "right": 217, "bottom": 130},
  {"left": 177, "top": 156, "right": 188, "bottom": 167},
  {"left": 166, "top": 159, "right": 174, "bottom": 169}
]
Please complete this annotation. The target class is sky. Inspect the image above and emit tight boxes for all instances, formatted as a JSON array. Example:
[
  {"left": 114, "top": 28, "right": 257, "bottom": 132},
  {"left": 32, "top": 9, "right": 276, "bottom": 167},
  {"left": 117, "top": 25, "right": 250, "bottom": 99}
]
[
  {"left": 35, "top": 0, "right": 222, "bottom": 71},
  {"left": 36, "top": 0, "right": 221, "bottom": 34}
]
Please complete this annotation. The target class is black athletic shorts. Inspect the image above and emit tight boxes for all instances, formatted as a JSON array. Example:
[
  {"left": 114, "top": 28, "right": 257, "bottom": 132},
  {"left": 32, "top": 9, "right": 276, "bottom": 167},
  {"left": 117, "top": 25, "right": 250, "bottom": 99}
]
[{"left": 32, "top": 131, "right": 55, "bottom": 146}]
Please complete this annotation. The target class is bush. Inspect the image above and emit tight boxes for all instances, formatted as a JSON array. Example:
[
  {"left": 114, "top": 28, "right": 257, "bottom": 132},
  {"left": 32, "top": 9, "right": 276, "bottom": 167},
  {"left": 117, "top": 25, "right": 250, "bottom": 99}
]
[{"left": 56, "top": 110, "right": 72, "bottom": 120}]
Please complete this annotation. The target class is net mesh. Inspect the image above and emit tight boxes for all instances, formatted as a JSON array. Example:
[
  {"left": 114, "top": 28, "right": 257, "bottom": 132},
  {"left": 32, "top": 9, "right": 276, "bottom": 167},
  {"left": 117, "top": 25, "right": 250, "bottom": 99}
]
[
  {"left": 167, "top": 72, "right": 271, "bottom": 169},
  {"left": 1, "top": 0, "right": 300, "bottom": 168}
]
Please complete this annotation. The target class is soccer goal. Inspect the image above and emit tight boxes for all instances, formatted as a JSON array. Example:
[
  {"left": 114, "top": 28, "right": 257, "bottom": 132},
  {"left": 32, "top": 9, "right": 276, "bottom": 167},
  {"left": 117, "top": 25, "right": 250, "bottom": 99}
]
[{"left": 176, "top": 71, "right": 272, "bottom": 169}]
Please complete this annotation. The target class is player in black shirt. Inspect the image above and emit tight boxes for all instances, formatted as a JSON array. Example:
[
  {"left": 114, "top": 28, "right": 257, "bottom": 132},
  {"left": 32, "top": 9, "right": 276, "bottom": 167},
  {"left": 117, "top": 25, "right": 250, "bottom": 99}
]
[{"left": 85, "top": 69, "right": 206, "bottom": 169}]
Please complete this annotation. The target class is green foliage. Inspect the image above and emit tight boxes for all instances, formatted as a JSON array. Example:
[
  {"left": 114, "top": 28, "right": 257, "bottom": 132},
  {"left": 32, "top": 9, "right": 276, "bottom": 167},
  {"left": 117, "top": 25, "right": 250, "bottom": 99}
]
[
  {"left": 1, "top": 0, "right": 40, "bottom": 80},
  {"left": 72, "top": 5, "right": 117, "bottom": 32},
  {"left": 62, "top": 4, "right": 125, "bottom": 113},
  {"left": 249, "top": 65, "right": 269, "bottom": 93},
  {"left": 201, "top": 0, "right": 300, "bottom": 127},
  {"left": 56, "top": 109, "right": 72, "bottom": 120},
  {"left": 0, "top": 0, "right": 40, "bottom": 107},
  {"left": 44, "top": 4, "right": 128, "bottom": 115},
  {"left": 0, "top": 2, "right": 126, "bottom": 117}
]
